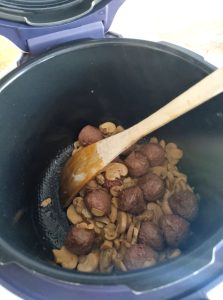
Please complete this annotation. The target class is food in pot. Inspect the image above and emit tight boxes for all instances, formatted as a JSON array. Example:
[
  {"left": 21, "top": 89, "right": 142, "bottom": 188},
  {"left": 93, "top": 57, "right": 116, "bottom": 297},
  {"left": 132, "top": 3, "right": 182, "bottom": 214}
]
[
  {"left": 64, "top": 226, "right": 95, "bottom": 255},
  {"left": 78, "top": 125, "right": 103, "bottom": 146},
  {"left": 168, "top": 190, "right": 198, "bottom": 221},
  {"left": 103, "top": 178, "right": 123, "bottom": 189},
  {"left": 52, "top": 122, "right": 200, "bottom": 272},
  {"left": 119, "top": 186, "right": 146, "bottom": 215},
  {"left": 84, "top": 189, "right": 111, "bottom": 217},
  {"left": 124, "top": 151, "right": 150, "bottom": 177},
  {"left": 138, "top": 173, "right": 165, "bottom": 202},
  {"left": 138, "top": 221, "right": 164, "bottom": 251},
  {"left": 123, "top": 244, "right": 158, "bottom": 270},
  {"left": 140, "top": 143, "right": 165, "bottom": 166},
  {"left": 160, "top": 214, "right": 190, "bottom": 247}
]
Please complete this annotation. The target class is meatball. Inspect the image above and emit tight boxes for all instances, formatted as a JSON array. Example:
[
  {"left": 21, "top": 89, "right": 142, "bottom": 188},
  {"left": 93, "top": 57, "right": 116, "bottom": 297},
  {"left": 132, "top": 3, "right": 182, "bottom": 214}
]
[
  {"left": 168, "top": 190, "right": 198, "bottom": 221},
  {"left": 138, "top": 173, "right": 165, "bottom": 202},
  {"left": 138, "top": 221, "right": 164, "bottom": 251},
  {"left": 124, "top": 151, "right": 149, "bottom": 177},
  {"left": 124, "top": 244, "right": 158, "bottom": 270},
  {"left": 119, "top": 186, "right": 146, "bottom": 215},
  {"left": 78, "top": 125, "right": 103, "bottom": 146},
  {"left": 140, "top": 143, "right": 165, "bottom": 167},
  {"left": 160, "top": 215, "right": 190, "bottom": 248},
  {"left": 84, "top": 189, "right": 111, "bottom": 216},
  {"left": 64, "top": 226, "right": 95, "bottom": 255}
]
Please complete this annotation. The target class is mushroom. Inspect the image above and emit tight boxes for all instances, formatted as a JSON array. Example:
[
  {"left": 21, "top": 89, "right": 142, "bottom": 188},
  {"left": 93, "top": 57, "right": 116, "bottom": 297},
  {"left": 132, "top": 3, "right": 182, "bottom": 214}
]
[
  {"left": 67, "top": 204, "right": 83, "bottom": 225},
  {"left": 77, "top": 252, "right": 99, "bottom": 272},
  {"left": 99, "top": 122, "right": 117, "bottom": 135},
  {"left": 105, "top": 163, "right": 128, "bottom": 181},
  {"left": 104, "top": 223, "right": 117, "bottom": 241},
  {"left": 40, "top": 197, "right": 52, "bottom": 207},
  {"left": 109, "top": 204, "right": 118, "bottom": 223},
  {"left": 116, "top": 125, "right": 125, "bottom": 133},
  {"left": 100, "top": 240, "right": 113, "bottom": 250},
  {"left": 117, "top": 211, "right": 127, "bottom": 234},
  {"left": 99, "top": 248, "right": 114, "bottom": 272},
  {"left": 52, "top": 247, "right": 78, "bottom": 269},
  {"left": 147, "top": 202, "right": 164, "bottom": 224},
  {"left": 166, "top": 143, "right": 183, "bottom": 164},
  {"left": 76, "top": 222, "right": 94, "bottom": 230}
]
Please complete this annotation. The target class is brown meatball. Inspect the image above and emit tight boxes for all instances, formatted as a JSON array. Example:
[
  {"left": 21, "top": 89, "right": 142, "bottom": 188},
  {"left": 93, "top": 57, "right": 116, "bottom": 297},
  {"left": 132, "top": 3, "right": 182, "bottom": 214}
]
[
  {"left": 160, "top": 215, "right": 190, "bottom": 248},
  {"left": 138, "top": 173, "right": 165, "bottom": 202},
  {"left": 64, "top": 226, "right": 95, "bottom": 255},
  {"left": 119, "top": 186, "right": 146, "bottom": 215},
  {"left": 140, "top": 143, "right": 165, "bottom": 167},
  {"left": 168, "top": 190, "right": 198, "bottom": 222},
  {"left": 124, "top": 244, "right": 158, "bottom": 270},
  {"left": 78, "top": 125, "right": 103, "bottom": 146},
  {"left": 84, "top": 189, "right": 111, "bottom": 216},
  {"left": 138, "top": 221, "right": 164, "bottom": 251},
  {"left": 124, "top": 151, "right": 149, "bottom": 177}
]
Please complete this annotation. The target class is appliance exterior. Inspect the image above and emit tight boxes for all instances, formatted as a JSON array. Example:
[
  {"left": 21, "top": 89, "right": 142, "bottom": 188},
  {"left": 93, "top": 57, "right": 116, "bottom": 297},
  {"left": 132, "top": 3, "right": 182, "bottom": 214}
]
[
  {"left": 0, "top": 38, "right": 223, "bottom": 299},
  {"left": 0, "top": 0, "right": 125, "bottom": 54},
  {"left": 0, "top": 1, "right": 223, "bottom": 298}
]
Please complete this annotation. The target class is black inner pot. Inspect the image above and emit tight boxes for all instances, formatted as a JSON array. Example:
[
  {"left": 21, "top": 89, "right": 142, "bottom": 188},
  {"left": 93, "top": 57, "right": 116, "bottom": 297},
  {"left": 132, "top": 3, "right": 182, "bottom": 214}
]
[{"left": 0, "top": 39, "right": 223, "bottom": 293}]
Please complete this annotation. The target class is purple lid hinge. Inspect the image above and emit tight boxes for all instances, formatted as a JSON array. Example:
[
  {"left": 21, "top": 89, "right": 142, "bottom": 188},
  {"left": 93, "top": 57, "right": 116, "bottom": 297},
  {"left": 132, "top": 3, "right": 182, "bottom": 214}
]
[{"left": 27, "top": 21, "right": 105, "bottom": 55}]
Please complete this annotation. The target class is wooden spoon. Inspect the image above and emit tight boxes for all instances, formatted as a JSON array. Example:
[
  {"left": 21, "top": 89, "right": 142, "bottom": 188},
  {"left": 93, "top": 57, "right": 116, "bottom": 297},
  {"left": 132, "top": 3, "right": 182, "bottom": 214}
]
[{"left": 61, "top": 68, "right": 223, "bottom": 207}]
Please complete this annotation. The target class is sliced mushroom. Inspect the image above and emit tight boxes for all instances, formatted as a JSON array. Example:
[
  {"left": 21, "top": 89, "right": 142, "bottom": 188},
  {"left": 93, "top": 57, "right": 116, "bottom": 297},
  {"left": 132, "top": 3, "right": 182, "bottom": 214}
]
[
  {"left": 104, "top": 223, "right": 117, "bottom": 241},
  {"left": 114, "top": 239, "right": 121, "bottom": 250},
  {"left": 76, "top": 222, "right": 94, "bottom": 230},
  {"left": 100, "top": 240, "right": 113, "bottom": 250},
  {"left": 99, "top": 248, "right": 114, "bottom": 272},
  {"left": 99, "top": 122, "right": 117, "bottom": 135},
  {"left": 96, "top": 221, "right": 105, "bottom": 229},
  {"left": 122, "top": 177, "right": 138, "bottom": 189},
  {"left": 131, "top": 223, "right": 141, "bottom": 244},
  {"left": 151, "top": 166, "right": 167, "bottom": 179},
  {"left": 147, "top": 203, "right": 164, "bottom": 224},
  {"left": 117, "top": 211, "right": 127, "bottom": 234},
  {"left": 95, "top": 216, "right": 110, "bottom": 225},
  {"left": 112, "top": 197, "right": 118, "bottom": 207},
  {"left": 136, "top": 210, "right": 153, "bottom": 222},
  {"left": 40, "top": 197, "right": 52, "bottom": 208},
  {"left": 109, "top": 204, "right": 118, "bottom": 223},
  {"left": 67, "top": 205, "right": 83, "bottom": 225},
  {"left": 159, "top": 139, "right": 166, "bottom": 148},
  {"left": 105, "top": 163, "right": 128, "bottom": 181},
  {"left": 126, "top": 223, "right": 135, "bottom": 243},
  {"left": 73, "top": 197, "right": 85, "bottom": 214},
  {"left": 166, "top": 143, "right": 183, "bottom": 164},
  {"left": 77, "top": 251, "right": 99, "bottom": 272},
  {"left": 96, "top": 174, "right": 105, "bottom": 185},
  {"left": 81, "top": 208, "right": 92, "bottom": 219},
  {"left": 116, "top": 125, "right": 125, "bottom": 133},
  {"left": 150, "top": 137, "right": 159, "bottom": 143},
  {"left": 166, "top": 248, "right": 181, "bottom": 259},
  {"left": 161, "top": 190, "right": 173, "bottom": 215},
  {"left": 110, "top": 185, "right": 123, "bottom": 197},
  {"left": 86, "top": 180, "right": 98, "bottom": 190},
  {"left": 52, "top": 247, "right": 78, "bottom": 269},
  {"left": 91, "top": 208, "right": 105, "bottom": 217}
]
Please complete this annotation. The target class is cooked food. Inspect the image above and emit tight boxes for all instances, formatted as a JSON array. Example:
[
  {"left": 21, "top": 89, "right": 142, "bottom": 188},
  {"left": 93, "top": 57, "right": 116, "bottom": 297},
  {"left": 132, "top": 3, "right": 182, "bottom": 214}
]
[{"left": 51, "top": 122, "right": 199, "bottom": 272}]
